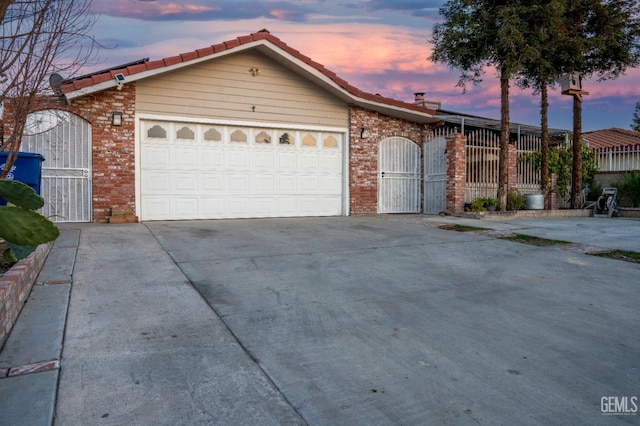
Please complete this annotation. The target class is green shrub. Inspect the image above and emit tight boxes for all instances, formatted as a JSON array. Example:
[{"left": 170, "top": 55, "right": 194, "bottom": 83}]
[
  {"left": 507, "top": 188, "right": 526, "bottom": 210},
  {"left": 612, "top": 171, "right": 640, "bottom": 207},
  {"left": 518, "top": 142, "right": 598, "bottom": 197},
  {"left": 471, "top": 197, "right": 498, "bottom": 212}
]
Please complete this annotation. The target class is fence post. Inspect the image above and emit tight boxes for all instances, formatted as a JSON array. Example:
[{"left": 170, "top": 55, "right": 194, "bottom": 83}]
[{"left": 446, "top": 132, "right": 466, "bottom": 214}]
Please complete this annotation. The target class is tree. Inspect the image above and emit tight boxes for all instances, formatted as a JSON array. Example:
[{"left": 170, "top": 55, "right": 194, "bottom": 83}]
[
  {"left": 632, "top": 102, "right": 640, "bottom": 132},
  {"left": 0, "top": 0, "right": 97, "bottom": 178},
  {"left": 515, "top": 0, "right": 567, "bottom": 208},
  {"left": 558, "top": 0, "right": 640, "bottom": 208},
  {"left": 430, "top": 0, "right": 534, "bottom": 211}
]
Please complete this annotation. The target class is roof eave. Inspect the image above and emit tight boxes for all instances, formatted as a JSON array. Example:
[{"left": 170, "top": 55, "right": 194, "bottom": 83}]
[
  {"left": 63, "top": 40, "right": 268, "bottom": 101},
  {"left": 64, "top": 37, "right": 438, "bottom": 124},
  {"left": 253, "top": 43, "right": 438, "bottom": 124}
]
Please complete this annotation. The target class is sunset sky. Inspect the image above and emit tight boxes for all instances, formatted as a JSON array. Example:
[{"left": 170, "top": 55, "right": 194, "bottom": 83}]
[{"left": 87, "top": 0, "right": 640, "bottom": 132}]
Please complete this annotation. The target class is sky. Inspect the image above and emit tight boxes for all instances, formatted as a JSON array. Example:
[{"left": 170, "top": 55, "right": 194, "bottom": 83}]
[{"left": 85, "top": 0, "right": 640, "bottom": 132}]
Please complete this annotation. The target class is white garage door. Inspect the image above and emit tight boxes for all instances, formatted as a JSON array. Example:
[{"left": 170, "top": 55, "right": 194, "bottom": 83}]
[{"left": 139, "top": 120, "right": 344, "bottom": 220}]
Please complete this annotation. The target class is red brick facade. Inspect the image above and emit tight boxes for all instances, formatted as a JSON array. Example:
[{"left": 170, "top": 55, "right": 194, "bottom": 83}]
[
  {"left": 348, "top": 105, "right": 427, "bottom": 215},
  {"left": 3, "top": 86, "right": 136, "bottom": 223},
  {"left": 446, "top": 133, "right": 466, "bottom": 214}
]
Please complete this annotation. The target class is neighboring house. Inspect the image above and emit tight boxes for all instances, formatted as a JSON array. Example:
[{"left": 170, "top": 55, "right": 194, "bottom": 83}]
[
  {"left": 4, "top": 30, "right": 556, "bottom": 223},
  {"left": 583, "top": 128, "right": 640, "bottom": 186},
  {"left": 584, "top": 127, "right": 640, "bottom": 150}
]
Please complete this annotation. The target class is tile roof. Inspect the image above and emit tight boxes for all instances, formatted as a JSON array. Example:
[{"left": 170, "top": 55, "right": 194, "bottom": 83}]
[
  {"left": 60, "top": 29, "right": 437, "bottom": 119},
  {"left": 583, "top": 128, "right": 640, "bottom": 150}
]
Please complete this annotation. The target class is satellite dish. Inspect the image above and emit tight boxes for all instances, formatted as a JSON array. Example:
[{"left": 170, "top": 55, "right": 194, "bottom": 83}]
[{"left": 49, "top": 73, "right": 64, "bottom": 95}]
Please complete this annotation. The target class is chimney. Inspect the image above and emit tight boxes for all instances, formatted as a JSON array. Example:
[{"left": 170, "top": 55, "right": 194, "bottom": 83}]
[{"left": 414, "top": 92, "right": 441, "bottom": 110}]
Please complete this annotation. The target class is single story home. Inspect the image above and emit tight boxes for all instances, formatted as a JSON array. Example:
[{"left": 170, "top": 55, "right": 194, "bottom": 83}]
[
  {"left": 10, "top": 29, "right": 456, "bottom": 223},
  {"left": 8, "top": 29, "right": 563, "bottom": 222}
]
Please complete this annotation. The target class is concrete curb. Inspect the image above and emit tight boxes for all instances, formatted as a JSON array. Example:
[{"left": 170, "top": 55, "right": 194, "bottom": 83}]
[
  {"left": 456, "top": 209, "right": 592, "bottom": 220},
  {"left": 0, "top": 242, "right": 53, "bottom": 348}
]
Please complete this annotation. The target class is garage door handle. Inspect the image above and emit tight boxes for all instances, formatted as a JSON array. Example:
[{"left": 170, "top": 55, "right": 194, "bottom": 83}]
[{"left": 381, "top": 172, "right": 386, "bottom": 177}]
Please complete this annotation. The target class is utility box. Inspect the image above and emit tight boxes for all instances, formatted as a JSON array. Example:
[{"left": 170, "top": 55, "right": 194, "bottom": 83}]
[
  {"left": 560, "top": 73, "right": 582, "bottom": 94},
  {"left": 0, "top": 151, "right": 46, "bottom": 197}
]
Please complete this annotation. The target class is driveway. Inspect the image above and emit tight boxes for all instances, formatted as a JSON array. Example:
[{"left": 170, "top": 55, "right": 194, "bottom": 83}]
[{"left": 146, "top": 215, "right": 640, "bottom": 425}]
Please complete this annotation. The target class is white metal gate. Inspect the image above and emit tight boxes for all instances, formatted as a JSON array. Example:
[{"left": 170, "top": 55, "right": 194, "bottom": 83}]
[
  {"left": 424, "top": 135, "right": 447, "bottom": 214},
  {"left": 378, "top": 137, "right": 420, "bottom": 213},
  {"left": 21, "top": 110, "right": 92, "bottom": 222}
]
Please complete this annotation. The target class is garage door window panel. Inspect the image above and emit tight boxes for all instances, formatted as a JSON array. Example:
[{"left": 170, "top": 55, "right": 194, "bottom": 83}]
[
  {"left": 147, "top": 125, "right": 167, "bottom": 139},
  {"left": 231, "top": 129, "right": 247, "bottom": 143},
  {"left": 177, "top": 126, "right": 195, "bottom": 140},
  {"left": 255, "top": 131, "right": 271, "bottom": 144},
  {"left": 204, "top": 127, "right": 222, "bottom": 142},
  {"left": 302, "top": 134, "right": 317, "bottom": 147},
  {"left": 323, "top": 135, "right": 338, "bottom": 148}
]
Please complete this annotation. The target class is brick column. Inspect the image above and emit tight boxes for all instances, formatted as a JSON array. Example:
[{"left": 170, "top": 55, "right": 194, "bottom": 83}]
[{"left": 446, "top": 133, "right": 466, "bottom": 214}]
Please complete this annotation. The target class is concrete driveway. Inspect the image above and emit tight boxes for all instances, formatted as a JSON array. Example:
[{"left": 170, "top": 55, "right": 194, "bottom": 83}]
[{"left": 146, "top": 215, "right": 640, "bottom": 425}]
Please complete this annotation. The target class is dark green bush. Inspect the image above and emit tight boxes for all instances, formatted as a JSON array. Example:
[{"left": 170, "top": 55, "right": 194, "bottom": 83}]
[{"left": 612, "top": 171, "right": 640, "bottom": 207}]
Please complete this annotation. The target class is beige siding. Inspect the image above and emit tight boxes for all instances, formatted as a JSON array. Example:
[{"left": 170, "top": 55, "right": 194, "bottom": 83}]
[{"left": 136, "top": 51, "right": 348, "bottom": 128}]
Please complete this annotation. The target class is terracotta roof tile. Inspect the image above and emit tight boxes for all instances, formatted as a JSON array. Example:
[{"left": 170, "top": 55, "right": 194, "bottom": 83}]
[
  {"left": 224, "top": 39, "right": 240, "bottom": 49},
  {"left": 91, "top": 73, "right": 111, "bottom": 84},
  {"left": 180, "top": 51, "right": 198, "bottom": 62},
  {"left": 145, "top": 59, "right": 165, "bottom": 71},
  {"left": 163, "top": 56, "right": 182, "bottom": 66},
  {"left": 237, "top": 35, "right": 253, "bottom": 45},
  {"left": 584, "top": 128, "right": 640, "bottom": 150},
  {"left": 196, "top": 46, "right": 214, "bottom": 57},
  {"left": 73, "top": 79, "right": 93, "bottom": 90},
  {"left": 252, "top": 31, "right": 270, "bottom": 41},
  {"left": 212, "top": 42, "right": 226, "bottom": 53},
  {"left": 59, "top": 30, "right": 437, "bottom": 115},
  {"left": 127, "top": 63, "right": 147, "bottom": 74}
]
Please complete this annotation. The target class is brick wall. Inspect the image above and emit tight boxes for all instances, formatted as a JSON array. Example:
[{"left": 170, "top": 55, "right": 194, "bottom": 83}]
[
  {"left": 72, "top": 86, "right": 136, "bottom": 222},
  {"left": 349, "top": 105, "right": 426, "bottom": 214},
  {"left": 0, "top": 243, "right": 52, "bottom": 349},
  {"left": 4, "top": 86, "right": 137, "bottom": 223}
]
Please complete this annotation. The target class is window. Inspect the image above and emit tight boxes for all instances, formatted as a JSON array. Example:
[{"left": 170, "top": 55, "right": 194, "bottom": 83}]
[
  {"left": 231, "top": 129, "right": 248, "bottom": 143},
  {"left": 148, "top": 125, "right": 167, "bottom": 138},
  {"left": 279, "top": 132, "right": 294, "bottom": 145},
  {"left": 255, "top": 131, "right": 271, "bottom": 144},
  {"left": 323, "top": 136, "right": 338, "bottom": 148},
  {"left": 176, "top": 126, "right": 195, "bottom": 140},
  {"left": 302, "top": 134, "right": 317, "bottom": 147},
  {"left": 204, "top": 128, "right": 222, "bottom": 141}
]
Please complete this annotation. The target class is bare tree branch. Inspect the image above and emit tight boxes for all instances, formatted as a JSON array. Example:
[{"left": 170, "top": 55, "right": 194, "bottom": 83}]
[{"left": 1, "top": 0, "right": 98, "bottom": 177}]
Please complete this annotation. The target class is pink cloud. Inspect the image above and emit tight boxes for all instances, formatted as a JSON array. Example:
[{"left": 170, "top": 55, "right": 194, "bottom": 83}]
[
  {"left": 92, "top": 1, "right": 220, "bottom": 19},
  {"left": 91, "top": 13, "right": 639, "bottom": 130}
]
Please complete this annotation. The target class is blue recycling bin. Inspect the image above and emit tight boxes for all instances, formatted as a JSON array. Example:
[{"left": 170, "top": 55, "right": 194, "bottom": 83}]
[{"left": 0, "top": 152, "right": 45, "bottom": 203}]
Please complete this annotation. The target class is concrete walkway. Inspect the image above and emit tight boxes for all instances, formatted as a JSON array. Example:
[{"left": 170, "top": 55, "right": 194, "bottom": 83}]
[{"left": 0, "top": 215, "right": 638, "bottom": 425}]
